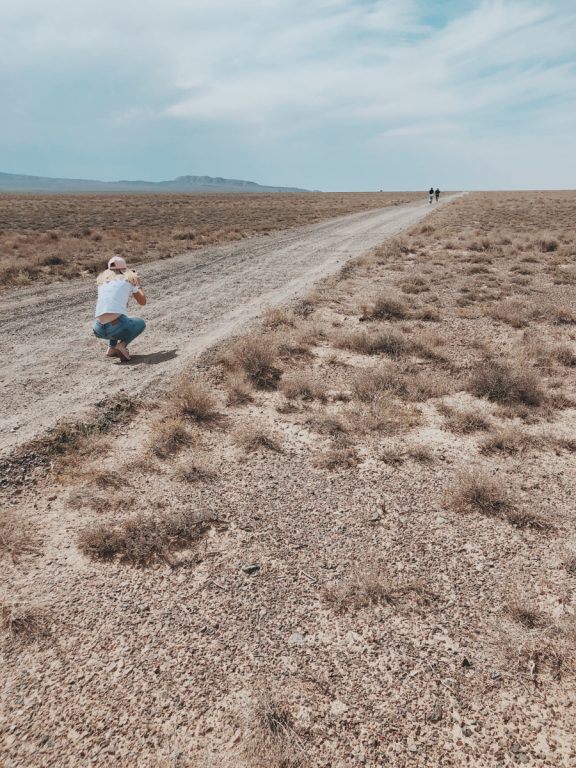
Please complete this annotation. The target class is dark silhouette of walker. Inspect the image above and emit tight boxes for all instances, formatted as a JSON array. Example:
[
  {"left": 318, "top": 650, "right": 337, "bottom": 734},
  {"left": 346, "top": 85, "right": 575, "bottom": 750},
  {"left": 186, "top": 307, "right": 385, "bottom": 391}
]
[
  {"left": 435, "top": 188, "right": 440, "bottom": 202},
  {"left": 428, "top": 187, "right": 441, "bottom": 203}
]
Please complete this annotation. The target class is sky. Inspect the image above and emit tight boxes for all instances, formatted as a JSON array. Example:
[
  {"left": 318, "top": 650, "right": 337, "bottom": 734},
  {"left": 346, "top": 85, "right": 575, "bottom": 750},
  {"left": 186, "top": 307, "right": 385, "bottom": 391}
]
[{"left": 1, "top": 0, "right": 575, "bottom": 190}]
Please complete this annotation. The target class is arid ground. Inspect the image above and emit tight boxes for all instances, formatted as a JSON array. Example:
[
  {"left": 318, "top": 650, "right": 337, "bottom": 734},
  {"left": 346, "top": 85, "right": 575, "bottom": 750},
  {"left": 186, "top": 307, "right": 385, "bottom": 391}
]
[
  {"left": 1, "top": 191, "right": 576, "bottom": 767},
  {"left": 0, "top": 192, "right": 420, "bottom": 288}
]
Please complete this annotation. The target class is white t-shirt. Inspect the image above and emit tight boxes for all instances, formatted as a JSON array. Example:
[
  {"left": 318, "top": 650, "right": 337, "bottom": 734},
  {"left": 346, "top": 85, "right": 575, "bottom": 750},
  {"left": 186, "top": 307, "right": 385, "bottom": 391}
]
[{"left": 95, "top": 279, "right": 139, "bottom": 317}]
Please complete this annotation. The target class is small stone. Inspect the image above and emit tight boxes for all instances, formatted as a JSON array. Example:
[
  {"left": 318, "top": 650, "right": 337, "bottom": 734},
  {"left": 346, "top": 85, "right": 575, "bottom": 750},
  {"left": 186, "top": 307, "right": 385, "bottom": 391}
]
[
  {"left": 241, "top": 564, "right": 260, "bottom": 575},
  {"left": 289, "top": 632, "right": 305, "bottom": 646},
  {"left": 428, "top": 703, "right": 442, "bottom": 723}
]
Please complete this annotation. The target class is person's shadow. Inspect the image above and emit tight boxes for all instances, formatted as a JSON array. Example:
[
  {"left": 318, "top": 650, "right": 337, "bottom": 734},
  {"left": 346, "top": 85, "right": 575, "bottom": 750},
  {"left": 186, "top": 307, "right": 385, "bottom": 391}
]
[{"left": 122, "top": 349, "right": 178, "bottom": 365}]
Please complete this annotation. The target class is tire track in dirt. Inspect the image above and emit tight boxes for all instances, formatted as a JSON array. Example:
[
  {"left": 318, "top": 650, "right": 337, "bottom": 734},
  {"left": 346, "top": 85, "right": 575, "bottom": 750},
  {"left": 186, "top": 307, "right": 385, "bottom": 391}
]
[{"left": 0, "top": 196, "right": 459, "bottom": 453}]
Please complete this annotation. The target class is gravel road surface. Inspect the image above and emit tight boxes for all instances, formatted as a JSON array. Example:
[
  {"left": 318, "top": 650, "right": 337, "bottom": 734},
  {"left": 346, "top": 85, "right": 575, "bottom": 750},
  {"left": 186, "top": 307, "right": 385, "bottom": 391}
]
[{"left": 0, "top": 197, "right": 455, "bottom": 453}]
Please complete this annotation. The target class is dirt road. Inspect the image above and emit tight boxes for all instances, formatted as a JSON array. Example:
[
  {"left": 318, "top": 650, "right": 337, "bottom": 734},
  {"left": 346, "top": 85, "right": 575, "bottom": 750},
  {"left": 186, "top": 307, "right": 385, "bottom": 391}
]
[{"left": 0, "top": 196, "right": 455, "bottom": 453}]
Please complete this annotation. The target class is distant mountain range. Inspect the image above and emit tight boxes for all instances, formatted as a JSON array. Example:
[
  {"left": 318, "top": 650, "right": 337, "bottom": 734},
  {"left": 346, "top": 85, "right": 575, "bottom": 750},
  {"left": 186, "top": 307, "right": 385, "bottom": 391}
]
[{"left": 0, "top": 172, "right": 309, "bottom": 194}]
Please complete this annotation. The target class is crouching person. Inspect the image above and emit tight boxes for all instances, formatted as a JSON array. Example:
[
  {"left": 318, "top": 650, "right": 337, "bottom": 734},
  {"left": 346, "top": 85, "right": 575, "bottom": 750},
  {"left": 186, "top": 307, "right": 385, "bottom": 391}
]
[{"left": 93, "top": 256, "right": 147, "bottom": 361}]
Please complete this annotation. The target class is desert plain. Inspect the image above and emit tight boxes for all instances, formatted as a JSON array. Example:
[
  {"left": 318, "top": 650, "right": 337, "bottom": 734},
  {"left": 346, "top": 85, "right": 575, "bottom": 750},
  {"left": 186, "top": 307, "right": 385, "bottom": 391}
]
[{"left": 1, "top": 190, "right": 576, "bottom": 767}]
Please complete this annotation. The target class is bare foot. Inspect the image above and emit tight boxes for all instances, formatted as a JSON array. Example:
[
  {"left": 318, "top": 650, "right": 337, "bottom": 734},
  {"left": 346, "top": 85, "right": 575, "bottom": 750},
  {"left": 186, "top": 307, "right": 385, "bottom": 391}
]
[
  {"left": 106, "top": 347, "right": 120, "bottom": 358},
  {"left": 115, "top": 342, "right": 131, "bottom": 361}
]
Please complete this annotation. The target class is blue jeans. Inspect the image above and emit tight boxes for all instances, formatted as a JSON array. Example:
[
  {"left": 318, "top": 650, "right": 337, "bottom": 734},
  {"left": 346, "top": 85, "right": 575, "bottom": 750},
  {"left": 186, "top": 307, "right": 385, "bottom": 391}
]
[{"left": 93, "top": 315, "right": 146, "bottom": 348}]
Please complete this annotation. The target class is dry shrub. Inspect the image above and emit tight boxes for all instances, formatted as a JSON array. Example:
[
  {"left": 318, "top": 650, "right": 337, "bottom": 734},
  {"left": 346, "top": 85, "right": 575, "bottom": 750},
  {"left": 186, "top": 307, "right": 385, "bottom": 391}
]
[
  {"left": 313, "top": 445, "right": 358, "bottom": 470},
  {"left": 479, "top": 426, "right": 541, "bottom": 455},
  {"left": 1, "top": 602, "right": 50, "bottom": 643},
  {"left": 413, "top": 305, "right": 441, "bottom": 321},
  {"left": 485, "top": 300, "right": 529, "bottom": 328},
  {"left": 175, "top": 460, "right": 217, "bottom": 484},
  {"left": 447, "top": 470, "right": 511, "bottom": 517},
  {"left": 325, "top": 567, "right": 431, "bottom": 613},
  {"left": 170, "top": 377, "right": 218, "bottom": 422},
  {"left": 406, "top": 443, "right": 434, "bottom": 463},
  {"left": 234, "top": 424, "right": 283, "bottom": 453},
  {"left": 502, "top": 617, "right": 576, "bottom": 681},
  {"left": 439, "top": 404, "right": 491, "bottom": 434},
  {"left": 507, "top": 601, "right": 548, "bottom": 630},
  {"left": 308, "top": 414, "right": 349, "bottom": 437},
  {"left": 399, "top": 275, "right": 429, "bottom": 294},
  {"left": 149, "top": 417, "right": 193, "bottom": 458},
  {"left": 410, "top": 329, "right": 448, "bottom": 361},
  {"left": 467, "top": 359, "right": 544, "bottom": 406},
  {"left": 348, "top": 398, "right": 421, "bottom": 435},
  {"left": 262, "top": 306, "right": 296, "bottom": 329},
  {"left": 0, "top": 511, "right": 39, "bottom": 562},
  {"left": 78, "top": 508, "right": 214, "bottom": 566},
  {"left": 335, "top": 328, "right": 411, "bottom": 358},
  {"left": 280, "top": 372, "right": 327, "bottom": 402},
  {"left": 537, "top": 304, "right": 576, "bottom": 325},
  {"left": 352, "top": 366, "right": 408, "bottom": 401},
  {"left": 360, "top": 291, "right": 409, "bottom": 321},
  {"left": 504, "top": 508, "right": 551, "bottom": 531},
  {"left": 225, "top": 373, "right": 255, "bottom": 406},
  {"left": 227, "top": 334, "right": 282, "bottom": 389},
  {"left": 374, "top": 237, "right": 408, "bottom": 263},
  {"left": 242, "top": 691, "right": 303, "bottom": 768},
  {"left": 536, "top": 237, "right": 559, "bottom": 252}
]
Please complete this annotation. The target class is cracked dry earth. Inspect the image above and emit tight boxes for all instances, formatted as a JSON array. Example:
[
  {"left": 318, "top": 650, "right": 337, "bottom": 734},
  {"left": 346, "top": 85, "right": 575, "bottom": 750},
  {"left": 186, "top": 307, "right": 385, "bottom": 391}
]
[{"left": 2, "top": 191, "right": 576, "bottom": 767}]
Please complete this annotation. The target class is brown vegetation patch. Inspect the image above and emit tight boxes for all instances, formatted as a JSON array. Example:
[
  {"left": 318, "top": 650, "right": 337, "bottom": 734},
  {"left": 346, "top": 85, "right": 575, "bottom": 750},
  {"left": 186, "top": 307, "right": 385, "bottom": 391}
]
[
  {"left": 78, "top": 508, "right": 215, "bottom": 566},
  {"left": 233, "top": 424, "right": 283, "bottom": 453},
  {"left": 170, "top": 377, "right": 219, "bottom": 422},
  {"left": 447, "top": 470, "right": 511, "bottom": 517},
  {"left": 359, "top": 291, "right": 409, "bottom": 321},
  {"left": 438, "top": 404, "right": 491, "bottom": 434},
  {"left": 1, "top": 602, "right": 50, "bottom": 644},
  {"left": 467, "top": 359, "right": 544, "bottom": 406},
  {"left": 148, "top": 417, "right": 193, "bottom": 458},
  {"left": 0, "top": 510, "right": 40, "bottom": 562},
  {"left": 226, "top": 334, "right": 283, "bottom": 389}
]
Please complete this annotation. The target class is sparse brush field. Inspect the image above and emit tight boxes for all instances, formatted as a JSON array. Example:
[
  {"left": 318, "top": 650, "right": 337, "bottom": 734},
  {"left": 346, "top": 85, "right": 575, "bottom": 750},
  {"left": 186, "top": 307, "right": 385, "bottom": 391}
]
[
  {"left": 0, "top": 191, "right": 420, "bottom": 287},
  {"left": 2, "top": 191, "right": 576, "bottom": 767}
]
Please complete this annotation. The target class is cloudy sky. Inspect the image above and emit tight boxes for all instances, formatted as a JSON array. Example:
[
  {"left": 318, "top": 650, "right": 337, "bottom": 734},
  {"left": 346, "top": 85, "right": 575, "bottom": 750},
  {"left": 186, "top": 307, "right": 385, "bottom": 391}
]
[{"left": 1, "top": 0, "right": 575, "bottom": 190}]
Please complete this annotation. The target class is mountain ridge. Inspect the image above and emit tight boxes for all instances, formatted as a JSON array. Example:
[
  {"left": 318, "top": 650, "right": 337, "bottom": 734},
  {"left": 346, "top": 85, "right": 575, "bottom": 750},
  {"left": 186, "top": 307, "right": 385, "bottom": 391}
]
[{"left": 0, "top": 171, "right": 310, "bottom": 194}]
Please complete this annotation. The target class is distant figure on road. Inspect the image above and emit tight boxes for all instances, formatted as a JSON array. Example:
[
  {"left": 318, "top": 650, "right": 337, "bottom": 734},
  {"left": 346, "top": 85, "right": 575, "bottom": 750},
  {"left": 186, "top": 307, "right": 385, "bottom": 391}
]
[
  {"left": 93, "top": 256, "right": 147, "bottom": 361},
  {"left": 428, "top": 187, "right": 434, "bottom": 204},
  {"left": 435, "top": 188, "right": 440, "bottom": 202}
]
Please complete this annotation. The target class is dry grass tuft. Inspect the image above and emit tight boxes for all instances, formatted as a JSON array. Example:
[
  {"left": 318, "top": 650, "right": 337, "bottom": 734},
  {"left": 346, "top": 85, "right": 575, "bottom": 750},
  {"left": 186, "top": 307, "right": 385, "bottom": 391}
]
[
  {"left": 360, "top": 291, "right": 409, "bottom": 321},
  {"left": 170, "top": 377, "right": 219, "bottom": 422},
  {"left": 406, "top": 443, "right": 434, "bottom": 463},
  {"left": 352, "top": 366, "right": 407, "bottom": 401},
  {"left": 226, "top": 334, "right": 282, "bottom": 389},
  {"left": 439, "top": 404, "right": 491, "bottom": 434},
  {"left": 0, "top": 510, "right": 39, "bottom": 562},
  {"left": 234, "top": 424, "right": 283, "bottom": 453},
  {"left": 224, "top": 372, "right": 255, "bottom": 406},
  {"left": 507, "top": 602, "right": 548, "bottom": 629},
  {"left": 175, "top": 460, "right": 217, "bottom": 484},
  {"left": 149, "top": 417, "right": 193, "bottom": 458},
  {"left": 262, "top": 306, "right": 296, "bottom": 329},
  {"left": 78, "top": 508, "right": 215, "bottom": 566},
  {"left": 447, "top": 470, "right": 511, "bottom": 517},
  {"left": 479, "top": 426, "right": 541, "bottom": 455},
  {"left": 1, "top": 602, "right": 50, "bottom": 643},
  {"left": 280, "top": 372, "right": 327, "bottom": 402},
  {"left": 324, "top": 567, "right": 432, "bottom": 613},
  {"left": 399, "top": 275, "right": 429, "bottom": 294},
  {"left": 242, "top": 692, "right": 303, "bottom": 768},
  {"left": 485, "top": 300, "right": 530, "bottom": 328},
  {"left": 348, "top": 398, "right": 421, "bottom": 435},
  {"left": 335, "top": 328, "right": 411, "bottom": 358},
  {"left": 313, "top": 445, "right": 358, "bottom": 470},
  {"left": 467, "top": 359, "right": 544, "bottom": 406}
]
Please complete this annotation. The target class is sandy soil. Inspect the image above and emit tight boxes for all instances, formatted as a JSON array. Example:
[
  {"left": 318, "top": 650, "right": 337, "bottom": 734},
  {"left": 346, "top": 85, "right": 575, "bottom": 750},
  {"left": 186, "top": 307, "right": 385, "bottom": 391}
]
[
  {"left": 2, "top": 192, "right": 575, "bottom": 768},
  {"left": 0, "top": 197, "right": 454, "bottom": 454}
]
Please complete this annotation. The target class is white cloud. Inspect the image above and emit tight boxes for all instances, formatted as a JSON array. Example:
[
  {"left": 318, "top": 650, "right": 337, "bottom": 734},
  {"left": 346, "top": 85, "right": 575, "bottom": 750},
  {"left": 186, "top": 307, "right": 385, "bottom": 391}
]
[{"left": 0, "top": 0, "right": 574, "bottom": 187}]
